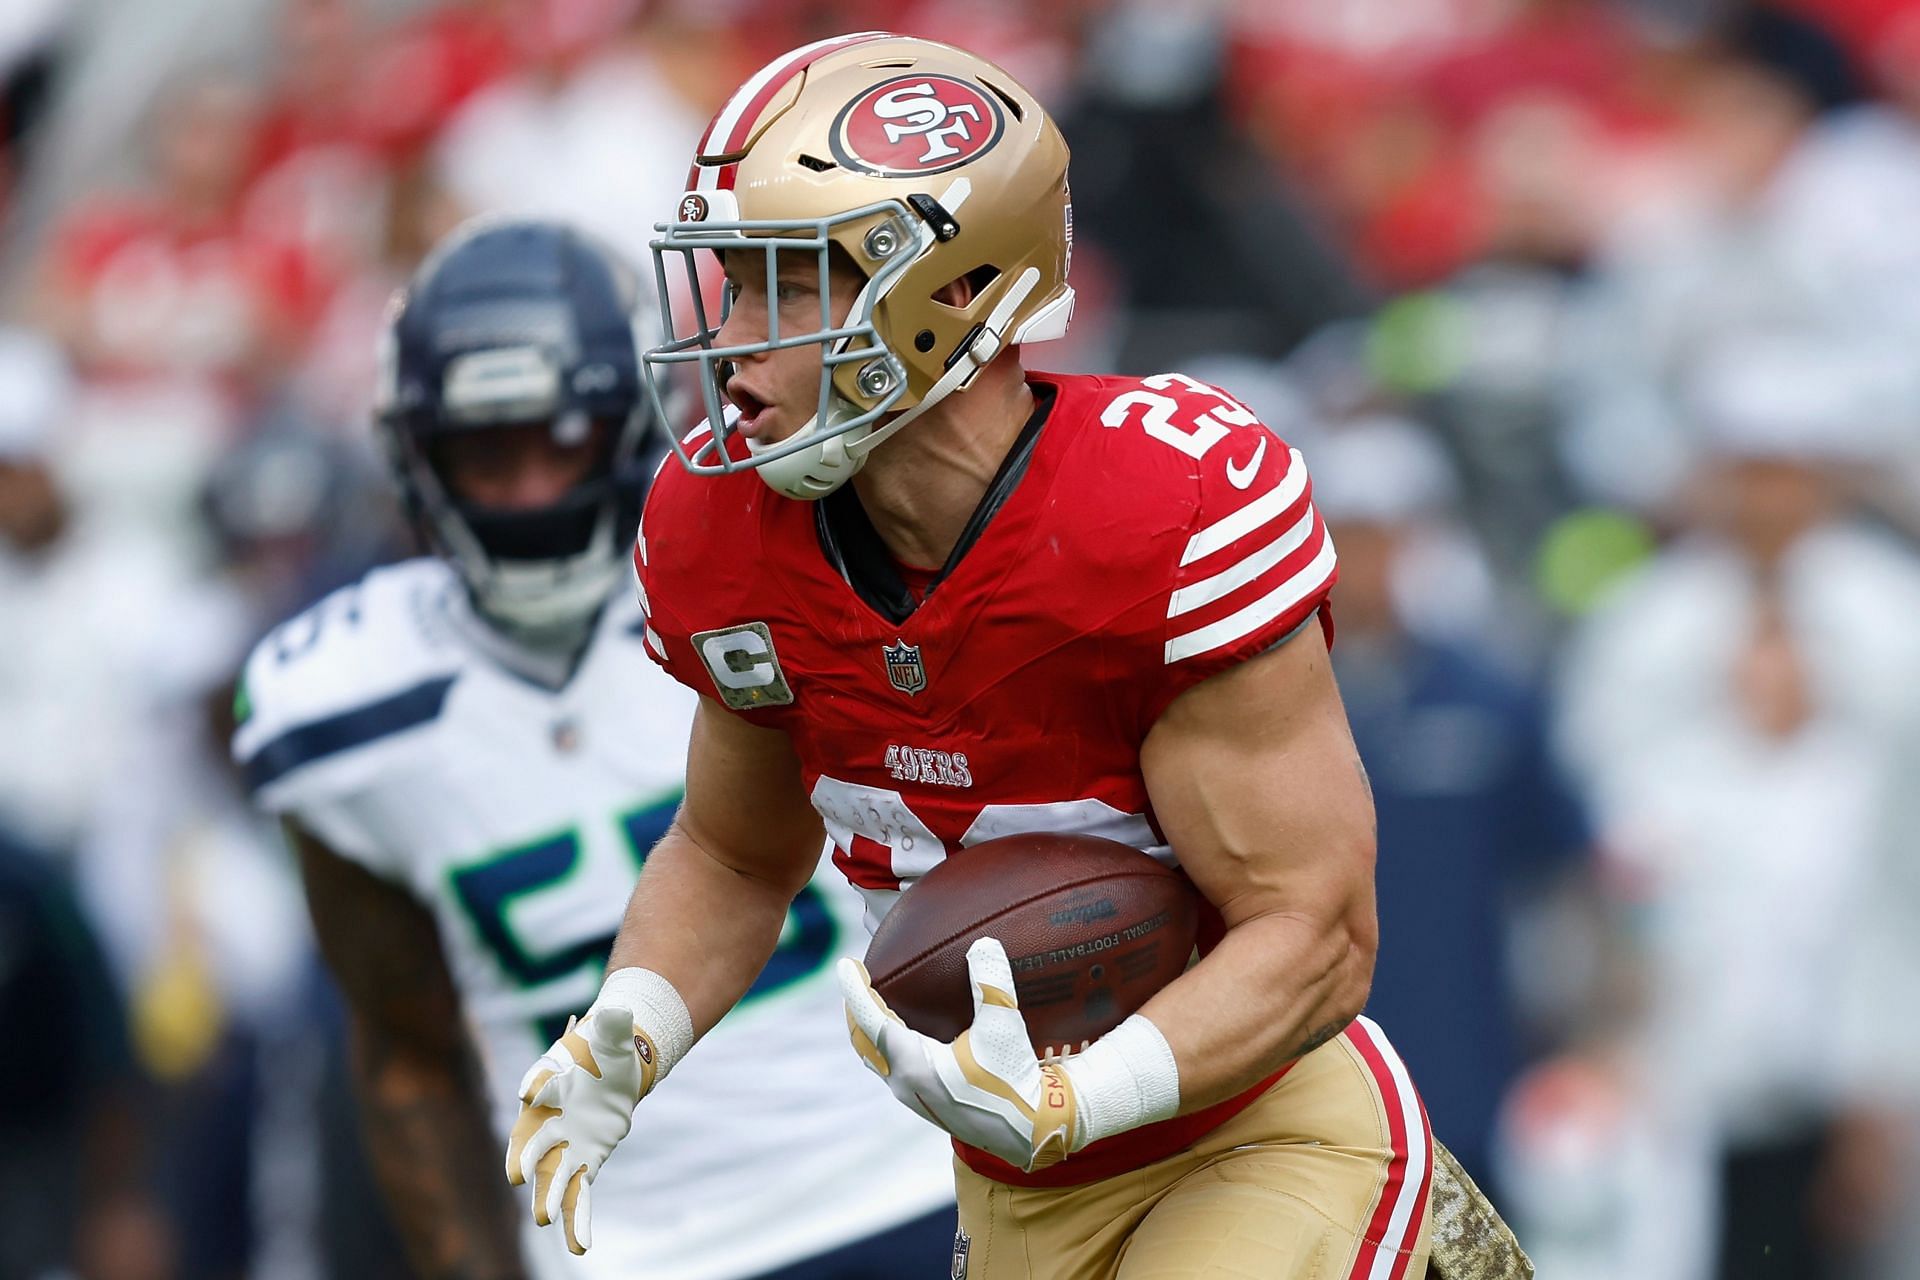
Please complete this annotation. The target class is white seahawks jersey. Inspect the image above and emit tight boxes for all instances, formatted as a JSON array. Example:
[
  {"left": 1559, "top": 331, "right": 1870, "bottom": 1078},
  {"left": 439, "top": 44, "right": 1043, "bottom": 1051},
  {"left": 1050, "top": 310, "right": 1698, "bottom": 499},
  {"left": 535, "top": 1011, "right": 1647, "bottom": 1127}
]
[{"left": 233, "top": 559, "right": 953, "bottom": 1280}]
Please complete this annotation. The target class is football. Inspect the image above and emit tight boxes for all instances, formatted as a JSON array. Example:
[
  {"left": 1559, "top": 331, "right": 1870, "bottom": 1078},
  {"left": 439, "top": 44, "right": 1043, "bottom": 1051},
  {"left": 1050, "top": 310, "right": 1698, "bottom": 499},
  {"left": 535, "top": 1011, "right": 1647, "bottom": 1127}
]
[{"left": 864, "top": 832, "right": 1201, "bottom": 1058}]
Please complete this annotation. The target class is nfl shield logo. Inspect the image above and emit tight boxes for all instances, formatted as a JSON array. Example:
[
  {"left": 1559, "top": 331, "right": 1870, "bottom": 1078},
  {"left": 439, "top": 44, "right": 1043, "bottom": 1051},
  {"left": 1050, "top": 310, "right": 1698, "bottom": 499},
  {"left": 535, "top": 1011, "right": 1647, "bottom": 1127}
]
[
  {"left": 950, "top": 1228, "right": 970, "bottom": 1279},
  {"left": 883, "top": 639, "right": 927, "bottom": 695}
]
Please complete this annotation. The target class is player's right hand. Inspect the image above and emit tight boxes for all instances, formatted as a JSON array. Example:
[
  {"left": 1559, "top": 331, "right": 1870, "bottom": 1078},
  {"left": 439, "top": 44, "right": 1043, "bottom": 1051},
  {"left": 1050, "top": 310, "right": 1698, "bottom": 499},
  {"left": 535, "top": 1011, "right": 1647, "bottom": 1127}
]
[
  {"left": 505, "top": 1008, "right": 659, "bottom": 1255},
  {"left": 839, "top": 937, "right": 1083, "bottom": 1172}
]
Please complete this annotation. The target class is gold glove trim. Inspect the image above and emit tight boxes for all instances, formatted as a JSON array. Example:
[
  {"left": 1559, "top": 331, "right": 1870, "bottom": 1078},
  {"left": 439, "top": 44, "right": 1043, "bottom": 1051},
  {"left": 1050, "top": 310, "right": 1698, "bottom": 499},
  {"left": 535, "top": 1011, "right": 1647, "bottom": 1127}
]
[
  {"left": 558, "top": 1017, "right": 602, "bottom": 1078},
  {"left": 560, "top": 1165, "right": 589, "bottom": 1254},
  {"left": 505, "top": 1073, "right": 558, "bottom": 1188},
  {"left": 847, "top": 1004, "right": 891, "bottom": 1077},
  {"left": 531, "top": 1144, "right": 568, "bottom": 1226},
  {"left": 1028, "top": 1064, "right": 1078, "bottom": 1171},
  {"left": 977, "top": 983, "right": 1018, "bottom": 1010},
  {"left": 843, "top": 961, "right": 896, "bottom": 1077}
]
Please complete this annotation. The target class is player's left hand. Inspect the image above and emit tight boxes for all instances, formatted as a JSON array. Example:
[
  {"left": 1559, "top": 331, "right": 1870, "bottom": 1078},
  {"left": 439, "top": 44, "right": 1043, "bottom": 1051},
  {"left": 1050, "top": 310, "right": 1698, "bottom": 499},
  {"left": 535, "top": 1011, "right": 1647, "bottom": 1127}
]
[{"left": 838, "top": 937, "right": 1082, "bottom": 1172}]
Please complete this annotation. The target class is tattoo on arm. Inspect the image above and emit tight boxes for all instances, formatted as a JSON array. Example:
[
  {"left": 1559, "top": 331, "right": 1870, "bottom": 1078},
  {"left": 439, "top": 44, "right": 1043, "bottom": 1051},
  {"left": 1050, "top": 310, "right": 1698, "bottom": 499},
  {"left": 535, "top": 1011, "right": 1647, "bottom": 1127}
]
[
  {"left": 292, "top": 824, "right": 529, "bottom": 1280},
  {"left": 1287, "top": 1019, "right": 1349, "bottom": 1063},
  {"left": 352, "top": 1048, "right": 529, "bottom": 1280}
]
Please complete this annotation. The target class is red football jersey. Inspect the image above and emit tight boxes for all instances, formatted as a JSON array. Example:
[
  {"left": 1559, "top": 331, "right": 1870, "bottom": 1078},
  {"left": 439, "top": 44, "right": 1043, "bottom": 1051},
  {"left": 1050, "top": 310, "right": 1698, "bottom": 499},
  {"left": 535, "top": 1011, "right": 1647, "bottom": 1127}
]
[{"left": 635, "top": 369, "right": 1338, "bottom": 1184}]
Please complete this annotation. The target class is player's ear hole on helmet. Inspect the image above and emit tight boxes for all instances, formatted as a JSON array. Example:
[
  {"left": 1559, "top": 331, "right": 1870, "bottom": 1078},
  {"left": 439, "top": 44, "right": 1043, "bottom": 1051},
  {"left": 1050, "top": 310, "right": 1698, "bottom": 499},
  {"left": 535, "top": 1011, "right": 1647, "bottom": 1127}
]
[{"left": 932, "top": 265, "right": 1001, "bottom": 311}]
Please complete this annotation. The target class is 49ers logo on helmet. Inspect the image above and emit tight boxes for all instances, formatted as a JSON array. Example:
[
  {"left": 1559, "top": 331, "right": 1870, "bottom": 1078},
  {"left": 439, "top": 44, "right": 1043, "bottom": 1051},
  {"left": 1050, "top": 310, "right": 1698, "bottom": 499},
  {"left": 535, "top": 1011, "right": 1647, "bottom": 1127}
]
[{"left": 830, "top": 75, "right": 1005, "bottom": 177}]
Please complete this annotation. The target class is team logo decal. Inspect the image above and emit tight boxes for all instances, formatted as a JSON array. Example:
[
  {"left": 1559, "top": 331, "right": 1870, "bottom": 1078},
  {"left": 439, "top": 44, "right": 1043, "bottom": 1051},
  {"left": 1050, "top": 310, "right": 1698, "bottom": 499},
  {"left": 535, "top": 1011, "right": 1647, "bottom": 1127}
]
[
  {"left": 830, "top": 75, "right": 1005, "bottom": 176},
  {"left": 883, "top": 639, "right": 927, "bottom": 695},
  {"left": 950, "top": 1228, "right": 970, "bottom": 1280},
  {"left": 678, "top": 192, "right": 709, "bottom": 222}
]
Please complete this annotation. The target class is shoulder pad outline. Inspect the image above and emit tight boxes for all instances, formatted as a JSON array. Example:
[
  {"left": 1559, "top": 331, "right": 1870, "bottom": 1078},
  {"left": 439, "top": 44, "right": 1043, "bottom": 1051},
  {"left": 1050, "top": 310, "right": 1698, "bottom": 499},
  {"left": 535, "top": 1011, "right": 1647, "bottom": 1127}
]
[{"left": 233, "top": 561, "right": 462, "bottom": 798}]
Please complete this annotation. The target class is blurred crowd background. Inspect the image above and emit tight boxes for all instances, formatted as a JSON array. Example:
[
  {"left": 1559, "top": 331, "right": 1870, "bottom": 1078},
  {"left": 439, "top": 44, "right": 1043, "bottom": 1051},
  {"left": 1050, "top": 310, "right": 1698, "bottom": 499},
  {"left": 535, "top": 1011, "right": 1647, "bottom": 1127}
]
[{"left": 5, "top": 0, "right": 1920, "bottom": 1276}]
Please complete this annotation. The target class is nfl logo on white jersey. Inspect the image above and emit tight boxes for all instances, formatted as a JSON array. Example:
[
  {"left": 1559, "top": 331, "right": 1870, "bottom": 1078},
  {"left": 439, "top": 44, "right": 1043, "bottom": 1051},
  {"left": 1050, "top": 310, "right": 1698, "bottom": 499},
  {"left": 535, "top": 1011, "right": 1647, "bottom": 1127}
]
[{"left": 883, "top": 639, "right": 926, "bottom": 695}]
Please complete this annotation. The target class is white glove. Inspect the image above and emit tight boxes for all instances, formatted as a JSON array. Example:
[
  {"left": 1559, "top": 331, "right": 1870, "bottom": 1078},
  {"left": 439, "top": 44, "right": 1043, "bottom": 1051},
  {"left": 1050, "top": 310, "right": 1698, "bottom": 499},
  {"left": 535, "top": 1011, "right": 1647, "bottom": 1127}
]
[
  {"left": 505, "top": 970, "right": 692, "bottom": 1254},
  {"left": 838, "top": 937, "right": 1182, "bottom": 1173}
]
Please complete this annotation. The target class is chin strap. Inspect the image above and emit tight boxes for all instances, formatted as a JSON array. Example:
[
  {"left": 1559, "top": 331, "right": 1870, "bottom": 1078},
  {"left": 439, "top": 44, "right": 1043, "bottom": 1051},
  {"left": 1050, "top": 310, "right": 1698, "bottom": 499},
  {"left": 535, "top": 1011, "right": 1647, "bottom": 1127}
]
[
  {"left": 841, "top": 264, "right": 1042, "bottom": 465},
  {"left": 744, "top": 395, "right": 870, "bottom": 499}
]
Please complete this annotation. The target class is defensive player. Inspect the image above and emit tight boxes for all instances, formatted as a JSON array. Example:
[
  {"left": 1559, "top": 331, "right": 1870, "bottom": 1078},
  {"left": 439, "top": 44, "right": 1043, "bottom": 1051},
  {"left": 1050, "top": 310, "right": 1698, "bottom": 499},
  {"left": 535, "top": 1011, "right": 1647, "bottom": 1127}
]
[
  {"left": 506, "top": 35, "right": 1441, "bottom": 1280},
  {"left": 233, "top": 217, "right": 955, "bottom": 1280}
]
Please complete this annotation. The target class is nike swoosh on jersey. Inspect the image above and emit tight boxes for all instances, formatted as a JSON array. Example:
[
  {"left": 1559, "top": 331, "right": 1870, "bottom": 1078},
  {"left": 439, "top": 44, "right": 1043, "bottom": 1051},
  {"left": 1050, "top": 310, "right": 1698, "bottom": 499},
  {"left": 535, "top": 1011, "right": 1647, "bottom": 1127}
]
[{"left": 1224, "top": 436, "right": 1268, "bottom": 490}]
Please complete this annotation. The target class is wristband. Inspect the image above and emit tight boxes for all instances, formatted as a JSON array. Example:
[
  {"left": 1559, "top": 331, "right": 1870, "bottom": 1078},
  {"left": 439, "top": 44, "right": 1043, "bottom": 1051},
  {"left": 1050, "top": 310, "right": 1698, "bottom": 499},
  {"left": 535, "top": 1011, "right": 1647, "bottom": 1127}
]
[
  {"left": 587, "top": 967, "right": 695, "bottom": 1087},
  {"left": 1061, "top": 1013, "right": 1182, "bottom": 1149}
]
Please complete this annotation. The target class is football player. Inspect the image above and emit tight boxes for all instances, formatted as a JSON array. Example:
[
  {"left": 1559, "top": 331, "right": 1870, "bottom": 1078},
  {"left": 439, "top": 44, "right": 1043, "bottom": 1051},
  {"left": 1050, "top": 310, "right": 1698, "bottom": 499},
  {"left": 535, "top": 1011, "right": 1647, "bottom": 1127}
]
[
  {"left": 233, "top": 217, "right": 955, "bottom": 1280},
  {"left": 506, "top": 34, "right": 1519, "bottom": 1280}
]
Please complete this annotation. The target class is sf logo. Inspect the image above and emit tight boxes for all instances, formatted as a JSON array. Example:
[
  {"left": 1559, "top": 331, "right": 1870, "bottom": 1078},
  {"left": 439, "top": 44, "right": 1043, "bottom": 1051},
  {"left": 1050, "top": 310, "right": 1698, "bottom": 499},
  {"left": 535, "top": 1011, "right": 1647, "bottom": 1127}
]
[
  {"left": 871, "top": 81, "right": 982, "bottom": 164},
  {"left": 834, "top": 74, "right": 1004, "bottom": 175}
]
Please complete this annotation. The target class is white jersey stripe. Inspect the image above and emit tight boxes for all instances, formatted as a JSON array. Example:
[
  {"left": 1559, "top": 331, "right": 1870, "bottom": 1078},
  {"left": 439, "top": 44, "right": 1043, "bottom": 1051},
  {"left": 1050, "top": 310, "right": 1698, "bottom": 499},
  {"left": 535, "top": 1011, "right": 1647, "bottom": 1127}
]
[
  {"left": 1179, "top": 448, "right": 1307, "bottom": 567},
  {"left": 1167, "top": 506, "right": 1318, "bottom": 620},
  {"left": 1355, "top": 1016, "right": 1431, "bottom": 1280},
  {"left": 643, "top": 625, "right": 668, "bottom": 662},
  {"left": 1163, "top": 531, "right": 1336, "bottom": 663},
  {"left": 853, "top": 884, "right": 901, "bottom": 934}
]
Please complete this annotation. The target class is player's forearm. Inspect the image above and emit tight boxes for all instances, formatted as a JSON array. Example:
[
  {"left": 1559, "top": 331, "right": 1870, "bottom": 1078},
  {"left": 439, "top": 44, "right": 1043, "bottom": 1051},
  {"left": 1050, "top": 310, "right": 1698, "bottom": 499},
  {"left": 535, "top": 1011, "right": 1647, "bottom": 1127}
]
[
  {"left": 605, "top": 820, "right": 797, "bottom": 1039},
  {"left": 1138, "top": 905, "right": 1375, "bottom": 1112},
  {"left": 351, "top": 1038, "right": 528, "bottom": 1280}
]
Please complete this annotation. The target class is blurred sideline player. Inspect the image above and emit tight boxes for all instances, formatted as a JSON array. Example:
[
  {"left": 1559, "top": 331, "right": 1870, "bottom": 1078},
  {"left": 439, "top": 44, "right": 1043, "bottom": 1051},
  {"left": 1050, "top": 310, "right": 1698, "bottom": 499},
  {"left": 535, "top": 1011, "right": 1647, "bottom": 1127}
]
[
  {"left": 232, "top": 218, "right": 954, "bottom": 1280},
  {"left": 504, "top": 36, "right": 1532, "bottom": 1280}
]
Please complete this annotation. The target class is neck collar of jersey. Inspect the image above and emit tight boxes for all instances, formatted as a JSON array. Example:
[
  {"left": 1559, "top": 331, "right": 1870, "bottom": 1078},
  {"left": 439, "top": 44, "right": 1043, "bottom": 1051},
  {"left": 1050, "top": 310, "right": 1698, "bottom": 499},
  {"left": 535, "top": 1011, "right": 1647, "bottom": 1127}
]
[
  {"left": 444, "top": 576, "right": 610, "bottom": 692},
  {"left": 815, "top": 381, "right": 1056, "bottom": 626}
]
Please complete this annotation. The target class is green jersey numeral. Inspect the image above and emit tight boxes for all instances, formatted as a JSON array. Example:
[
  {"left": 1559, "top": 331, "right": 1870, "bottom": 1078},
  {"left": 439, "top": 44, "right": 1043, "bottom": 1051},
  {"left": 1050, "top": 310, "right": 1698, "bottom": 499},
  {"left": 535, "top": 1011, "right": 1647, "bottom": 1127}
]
[{"left": 449, "top": 794, "right": 837, "bottom": 1043}]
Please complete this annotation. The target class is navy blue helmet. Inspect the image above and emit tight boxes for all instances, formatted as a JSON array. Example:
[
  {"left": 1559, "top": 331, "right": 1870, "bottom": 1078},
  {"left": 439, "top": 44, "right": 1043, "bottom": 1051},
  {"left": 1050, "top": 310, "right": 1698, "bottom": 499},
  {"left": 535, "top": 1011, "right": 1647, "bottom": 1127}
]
[{"left": 376, "top": 217, "right": 666, "bottom": 632}]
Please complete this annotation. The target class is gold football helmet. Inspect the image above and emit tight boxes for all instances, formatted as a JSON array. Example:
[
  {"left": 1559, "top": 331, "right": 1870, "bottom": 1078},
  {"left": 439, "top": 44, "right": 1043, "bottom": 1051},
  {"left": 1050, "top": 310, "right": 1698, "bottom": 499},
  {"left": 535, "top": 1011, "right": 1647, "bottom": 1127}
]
[{"left": 643, "top": 32, "right": 1074, "bottom": 499}]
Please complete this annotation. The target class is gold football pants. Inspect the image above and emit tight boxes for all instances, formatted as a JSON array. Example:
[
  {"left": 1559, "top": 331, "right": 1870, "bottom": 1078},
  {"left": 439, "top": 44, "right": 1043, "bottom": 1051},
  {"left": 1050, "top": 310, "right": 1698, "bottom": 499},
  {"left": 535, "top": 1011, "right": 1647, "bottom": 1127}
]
[{"left": 952, "top": 1019, "right": 1433, "bottom": 1280}]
